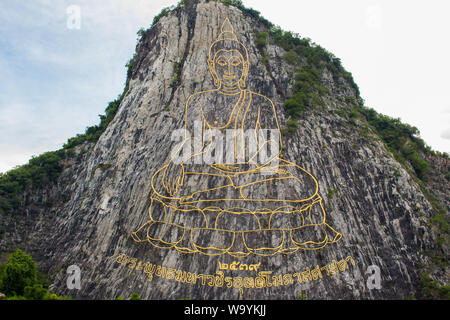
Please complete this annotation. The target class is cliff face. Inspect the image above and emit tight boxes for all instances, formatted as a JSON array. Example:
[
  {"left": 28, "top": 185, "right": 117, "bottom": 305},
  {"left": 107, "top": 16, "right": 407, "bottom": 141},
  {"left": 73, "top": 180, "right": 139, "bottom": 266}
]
[{"left": 1, "top": 0, "right": 448, "bottom": 300}]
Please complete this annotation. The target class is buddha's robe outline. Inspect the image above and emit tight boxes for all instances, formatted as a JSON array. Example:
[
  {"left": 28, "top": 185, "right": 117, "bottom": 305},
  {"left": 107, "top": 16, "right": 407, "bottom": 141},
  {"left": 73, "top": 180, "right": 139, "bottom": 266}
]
[{"left": 132, "top": 88, "right": 342, "bottom": 257}]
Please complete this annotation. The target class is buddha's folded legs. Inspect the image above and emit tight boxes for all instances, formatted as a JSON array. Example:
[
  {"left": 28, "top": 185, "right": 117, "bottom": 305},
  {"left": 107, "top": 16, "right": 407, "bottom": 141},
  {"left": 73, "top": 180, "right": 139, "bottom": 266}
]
[
  {"left": 131, "top": 159, "right": 341, "bottom": 255},
  {"left": 150, "top": 159, "right": 319, "bottom": 202},
  {"left": 131, "top": 194, "right": 342, "bottom": 256}
]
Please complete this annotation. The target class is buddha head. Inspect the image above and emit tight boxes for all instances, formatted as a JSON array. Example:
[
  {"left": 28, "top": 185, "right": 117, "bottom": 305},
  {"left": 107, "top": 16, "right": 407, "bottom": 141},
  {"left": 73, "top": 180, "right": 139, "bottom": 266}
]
[{"left": 208, "top": 18, "right": 249, "bottom": 91}]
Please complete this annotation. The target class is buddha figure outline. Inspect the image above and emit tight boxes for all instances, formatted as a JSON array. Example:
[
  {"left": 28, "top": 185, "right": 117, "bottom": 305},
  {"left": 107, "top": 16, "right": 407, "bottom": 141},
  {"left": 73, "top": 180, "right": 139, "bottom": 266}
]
[{"left": 131, "top": 18, "right": 342, "bottom": 257}]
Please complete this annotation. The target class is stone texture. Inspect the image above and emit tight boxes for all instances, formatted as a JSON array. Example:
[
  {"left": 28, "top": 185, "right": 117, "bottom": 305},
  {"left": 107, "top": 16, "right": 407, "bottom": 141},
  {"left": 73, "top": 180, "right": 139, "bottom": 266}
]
[{"left": 0, "top": 0, "right": 448, "bottom": 300}]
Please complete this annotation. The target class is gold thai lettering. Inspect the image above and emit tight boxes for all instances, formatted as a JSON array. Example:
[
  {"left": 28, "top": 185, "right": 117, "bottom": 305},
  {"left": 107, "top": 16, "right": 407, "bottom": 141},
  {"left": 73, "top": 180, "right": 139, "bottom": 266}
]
[
  {"left": 302, "top": 267, "right": 312, "bottom": 282},
  {"left": 338, "top": 260, "right": 348, "bottom": 272},
  {"left": 128, "top": 258, "right": 137, "bottom": 269},
  {"left": 143, "top": 262, "right": 156, "bottom": 282},
  {"left": 320, "top": 266, "right": 329, "bottom": 275},
  {"left": 155, "top": 265, "right": 166, "bottom": 278},
  {"left": 186, "top": 272, "right": 197, "bottom": 285},
  {"left": 175, "top": 270, "right": 187, "bottom": 283},
  {"left": 346, "top": 256, "right": 356, "bottom": 266},
  {"left": 218, "top": 261, "right": 261, "bottom": 272},
  {"left": 239, "top": 264, "right": 248, "bottom": 271},
  {"left": 283, "top": 274, "right": 294, "bottom": 285},
  {"left": 218, "top": 262, "right": 228, "bottom": 271},
  {"left": 255, "top": 271, "right": 272, "bottom": 288},
  {"left": 114, "top": 253, "right": 356, "bottom": 294},
  {"left": 292, "top": 272, "right": 302, "bottom": 284},
  {"left": 116, "top": 253, "right": 127, "bottom": 265},
  {"left": 214, "top": 271, "right": 224, "bottom": 287},
  {"left": 166, "top": 268, "right": 176, "bottom": 280},
  {"left": 243, "top": 277, "right": 255, "bottom": 289},
  {"left": 224, "top": 277, "right": 233, "bottom": 288},
  {"left": 311, "top": 265, "right": 323, "bottom": 280},
  {"left": 328, "top": 260, "right": 339, "bottom": 275},
  {"left": 135, "top": 261, "right": 144, "bottom": 271},
  {"left": 233, "top": 277, "right": 244, "bottom": 295},
  {"left": 207, "top": 275, "right": 215, "bottom": 287},
  {"left": 249, "top": 262, "right": 261, "bottom": 272},
  {"left": 230, "top": 261, "right": 239, "bottom": 271},
  {"left": 272, "top": 274, "right": 283, "bottom": 287},
  {"left": 196, "top": 274, "right": 207, "bottom": 286}
]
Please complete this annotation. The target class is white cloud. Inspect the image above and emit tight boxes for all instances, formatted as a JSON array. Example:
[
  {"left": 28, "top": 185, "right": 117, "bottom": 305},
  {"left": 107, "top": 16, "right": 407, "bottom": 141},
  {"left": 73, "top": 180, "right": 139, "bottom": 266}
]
[
  {"left": 1, "top": 0, "right": 450, "bottom": 175},
  {"left": 0, "top": 0, "right": 177, "bottom": 173}
]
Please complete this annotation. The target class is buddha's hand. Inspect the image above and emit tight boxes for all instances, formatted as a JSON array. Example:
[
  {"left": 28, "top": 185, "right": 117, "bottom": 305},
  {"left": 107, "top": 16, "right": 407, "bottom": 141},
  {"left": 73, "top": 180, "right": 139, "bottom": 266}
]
[
  {"left": 162, "top": 161, "right": 185, "bottom": 196},
  {"left": 211, "top": 162, "right": 258, "bottom": 174}
]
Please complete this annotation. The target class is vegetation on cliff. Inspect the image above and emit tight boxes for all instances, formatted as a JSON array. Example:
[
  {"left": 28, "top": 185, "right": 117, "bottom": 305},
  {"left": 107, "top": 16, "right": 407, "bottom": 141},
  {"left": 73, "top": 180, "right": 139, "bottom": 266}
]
[
  {"left": 254, "top": 16, "right": 442, "bottom": 185},
  {"left": 0, "top": 249, "right": 69, "bottom": 300},
  {"left": 0, "top": 151, "right": 64, "bottom": 215}
]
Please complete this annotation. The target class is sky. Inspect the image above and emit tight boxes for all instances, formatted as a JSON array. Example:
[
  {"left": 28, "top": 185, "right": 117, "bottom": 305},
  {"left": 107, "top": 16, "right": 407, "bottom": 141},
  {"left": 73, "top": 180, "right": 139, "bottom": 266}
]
[{"left": 1, "top": 0, "right": 449, "bottom": 173}]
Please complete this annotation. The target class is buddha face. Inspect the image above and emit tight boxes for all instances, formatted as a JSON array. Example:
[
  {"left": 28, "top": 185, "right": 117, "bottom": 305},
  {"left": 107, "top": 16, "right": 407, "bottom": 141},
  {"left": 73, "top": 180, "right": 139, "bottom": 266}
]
[{"left": 210, "top": 49, "right": 248, "bottom": 88}]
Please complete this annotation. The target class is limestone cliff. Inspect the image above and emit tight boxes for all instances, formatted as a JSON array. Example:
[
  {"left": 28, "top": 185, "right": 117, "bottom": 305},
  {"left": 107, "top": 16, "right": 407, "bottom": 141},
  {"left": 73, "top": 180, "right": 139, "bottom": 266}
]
[{"left": 0, "top": 0, "right": 448, "bottom": 300}]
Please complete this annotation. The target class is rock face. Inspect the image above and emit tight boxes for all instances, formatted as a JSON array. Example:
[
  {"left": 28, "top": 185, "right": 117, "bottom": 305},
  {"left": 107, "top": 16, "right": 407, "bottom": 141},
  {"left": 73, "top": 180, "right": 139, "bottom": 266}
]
[{"left": 0, "top": 0, "right": 448, "bottom": 300}]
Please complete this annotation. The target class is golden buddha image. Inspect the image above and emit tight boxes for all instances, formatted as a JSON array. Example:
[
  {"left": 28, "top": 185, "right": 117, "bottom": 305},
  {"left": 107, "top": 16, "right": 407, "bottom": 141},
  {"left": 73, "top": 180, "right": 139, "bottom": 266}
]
[{"left": 131, "top": 18, "right": 342, "bottom": 257}]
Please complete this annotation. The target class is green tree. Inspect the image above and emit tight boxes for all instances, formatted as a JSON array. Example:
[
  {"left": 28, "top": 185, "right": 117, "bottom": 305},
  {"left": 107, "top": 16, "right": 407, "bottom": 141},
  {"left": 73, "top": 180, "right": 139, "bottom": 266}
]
[
  {"left": 130, "top": 292, "right": 141, "bottom": 300},
  {"left": 0, "top": 249, "right": 38, "bottom": 296},
  {"left": 23, "top": 284, "right": 48, "bottom": 300},
  {"left": 255, "top": 31, "right": 268, "bottom": 52}
]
